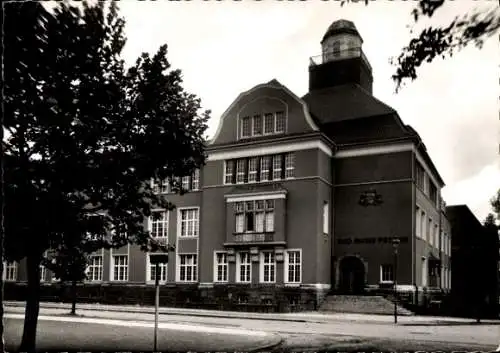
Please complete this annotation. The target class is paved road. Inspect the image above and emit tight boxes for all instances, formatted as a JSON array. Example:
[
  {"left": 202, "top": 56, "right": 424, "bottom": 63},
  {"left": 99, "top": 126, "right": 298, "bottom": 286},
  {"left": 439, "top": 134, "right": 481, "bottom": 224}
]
[
  {"left": 5, "top": 306, "right": 499, "bottom": 352},
  {"left": 5, "top": 314, "right": 281, "bottom": 352}
]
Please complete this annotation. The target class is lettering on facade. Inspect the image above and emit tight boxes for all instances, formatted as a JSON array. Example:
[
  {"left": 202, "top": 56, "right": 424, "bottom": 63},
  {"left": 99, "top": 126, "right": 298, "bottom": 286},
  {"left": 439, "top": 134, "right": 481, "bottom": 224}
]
[
  {"left": 337, "top": 236, "right": 409, "bottom": 245},
  {"left": 358, "top": 188, "right": 383, "bottom": 207}
]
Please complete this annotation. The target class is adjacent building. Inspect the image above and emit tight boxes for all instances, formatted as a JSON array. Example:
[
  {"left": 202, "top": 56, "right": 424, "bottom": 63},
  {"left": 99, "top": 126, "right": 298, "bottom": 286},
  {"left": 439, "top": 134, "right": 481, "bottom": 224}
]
[{"left": 5, "top": 20, "right": 461, "bottom": 311}]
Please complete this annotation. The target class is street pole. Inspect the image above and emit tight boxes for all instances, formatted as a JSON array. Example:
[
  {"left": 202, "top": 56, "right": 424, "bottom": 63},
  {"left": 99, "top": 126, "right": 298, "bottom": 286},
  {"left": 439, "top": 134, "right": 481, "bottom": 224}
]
[
  {"left": 393, "top": 238, "right": 400, "bottom": 324},
  {"left": 154, "top": 263, "right": 160, "bottom": 352}
]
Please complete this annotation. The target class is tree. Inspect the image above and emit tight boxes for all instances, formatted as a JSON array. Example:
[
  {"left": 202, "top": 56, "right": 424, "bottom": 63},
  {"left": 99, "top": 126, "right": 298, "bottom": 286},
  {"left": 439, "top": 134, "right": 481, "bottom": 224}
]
[
  {"left": 341, "top": 0, "right": 500, "bottom": 91},
  {"left": 3, "top": 1, "right": 209, "bottom": 351},
  {"left": 490, "top": 189, "right": 500, "bottom": 223}
]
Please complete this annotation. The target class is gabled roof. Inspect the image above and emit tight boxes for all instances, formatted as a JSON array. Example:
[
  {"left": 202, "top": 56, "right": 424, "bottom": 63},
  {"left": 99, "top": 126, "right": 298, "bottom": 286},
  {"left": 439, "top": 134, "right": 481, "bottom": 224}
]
[{"left": 302, "top": 83, "right": 396, "bottom": 125}]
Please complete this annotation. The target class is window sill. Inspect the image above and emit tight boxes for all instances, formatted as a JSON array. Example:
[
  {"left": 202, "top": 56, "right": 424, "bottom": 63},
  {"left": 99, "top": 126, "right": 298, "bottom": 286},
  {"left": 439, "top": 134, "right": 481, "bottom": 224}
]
[
  {"left": 178, "top": 236, "right": 199, "bottom": 239},
  {"left": 284, "top": 283, "right": 301, "bottom": 287}
]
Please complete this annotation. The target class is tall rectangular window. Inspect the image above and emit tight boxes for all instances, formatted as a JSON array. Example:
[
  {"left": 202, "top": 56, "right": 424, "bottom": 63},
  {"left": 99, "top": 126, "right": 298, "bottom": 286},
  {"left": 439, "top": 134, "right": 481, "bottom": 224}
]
[
  {"left": 180, "top": 208, "right": 199, "bottom": 237},
  {"left": 40, "top": 265, "right": 46, "bottom": 282},
  {"left": 182, "top": 176, "right": 191, "bottom": 190},
  {"left": 112, "top": 255, "right": 128, "bottom": 281},
  {"left": 252, "top": 115, "right": 262, "bottom": 136},
  {"left": 421, "top": 211, "right": 426, "bottom": 241},
  {"left": 260, "top": 156, "right": 270, "bottom": 182},
  {"left": 434, "top": 224, "right": 439, "bottom": 248},
  {"left": 260, "top": 251, "right": 276, "bottom": 283},
  {"left": 272, "top": 155, "right": 282, "bottom": 180},
  {"left": 265, "top": 200, "right": 275, "bottom": 232},
  {"left": 178, "top": 254, "right": 197, "bottom": 282},
  {"left": 284, "top": 153, "right": 295, "bottom": 178},
  {"left": 264, "top": 113, "right": 274, "bottom": 134},
  {"left": 248, "top": 157, "right": 258, "bottom": 183},
  {"left": 428, "top": 218, "right": 433, "bottom": 245},
  {"left": 415, "top": 206, "right": 421, "bottom": 238},
  {"left": 275, "top": 111, "right": 285, "bottom": 133},
  {"left": 286, "top": 250, "right": 301, "bottom": 283},
  {"left": 86, "top": 255, "right": 103, "bottom": 282},
  {"left": 214, "top": 252, "right": 228, "bottom": 282},
  {"left": 380, "top": 264, "right": 393, "bottom": 283},
  {"left": 151, "top": 211, "right": 168, "bottom": 239},
  {"left": 3, "top": 262, "right": 17, "bottom": 281},
  {"left": 236, "top": 252, "right": 251, "bottom": 283},
  {"left": 234, "top": 200, "right": 274, "bottom": 233},
  {"left": 416, "top": 163, "right": 425, "bottom": 190},
  {"left": 148, "top": 254, "right": 168, "bottom": 283},
  {"left": 429, "top": 183, "right": 437, "bottom": 205},
  {"left": 236, "top": 159, "right": 245, "bottom": 184},
  {"left": 224, "top": 161, "right": 234, "bottom": 185},
  {"left": 241, "top": 116, "right": 251, "bottom": 138},
  {"left": 191, "top": 169, "right": 200, "bottom": 190},
  {"left": 323, "top": 201, "right": 329, "bottom": 234}
]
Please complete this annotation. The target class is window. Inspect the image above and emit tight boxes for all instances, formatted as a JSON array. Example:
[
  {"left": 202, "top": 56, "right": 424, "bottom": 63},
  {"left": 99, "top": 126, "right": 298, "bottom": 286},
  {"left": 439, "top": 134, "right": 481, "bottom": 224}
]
[
  {"left": 236, "top": 252, "right": 251, "bottom": 283},
  {"left": 264, "top": 113, "right": 274, "bottom": 134},
  {"left": 434, "top": 224, "right": 439, "bottom": 248},
  {"left": 248, "top": 157, "right": 258, "bottom": 183},
  {"left": 380, "top": 264, "right": 394, "bottom": 283},
  {"left": 285, "top": 250, "right": 301, "bottom": 283},
  {"left": 421, "top": 211, "right": 426, "bottom": 241},
  {"left": 150, "top": 211, "right": 168, "bottom": 239},
  {"left": 112, "top": 255, "right": 128, "bottom": 281},
  {"left": 416, "top": 163, "right": 425, "bottom": 190},
  {"left": 178, "top": 254, "right": 197, "bottom": 282},
  {"left": 429, "top": 183, "right": 437, "bottom": 205},
  {"left": 148, "top": 254, "right": 168, "bottom": 284},
  {"left": 40, "top": 265, "right": 46, "bottom": 282},
  {"left": 86, "top": 255, "right": 103, "bottom": 282},
  {"left": 428, "top": 218, "right": 433, "bottom": 245},
  {"left": 214, "top": 252, "right": 228, "bottom": 282},
  {"left": 191, "top": 169, "right": 200, "bottom": 190},
  {"left": 234, "top": 199, "right": 274, "bottom": 233},
  {"left": 285, "top": 153, "right": 295, "bottom": 178},
  {"left": 224, "top": 161, "right": 234, "bottom": 185},
  {"left": 182, "top": 176, "right": 190, "bottom": 190},
  {"left": 260, "top": 251, "right": 276, "bottom": 283},
  {"left": 415, "top": 206, "right": 421, "bottom": 238},
  {"left": 423, "top": 174, "right": 430, "bottom": 195},
  {"left": 179, "top": 208, "right": 199, "bottom": 237},
  {"left": 272, "top": 155, "right": 282, "bottom": 180},
  {"left": 236, "top": 159, "right": 245, "bottom": 184},
  {"left": 241, "top": 116, "right": 251, "bottom": 137},
  {"left": 323, "top": 201, "right": 329, "bottom": 234},
  {"left": 252, "top": 115, "right": 262, "bottom": 136},
  {"left": 3, "top": 262, "right": 17, "bottom": 281},
  {"left": 152, "top": 178, "right": 169, "bottom": 194},
  {"left": 260, "top": 156, "right": 270, "bottom": 182},
  {"left": 275, "top": 111, "right": 285, "bottom": 133}
]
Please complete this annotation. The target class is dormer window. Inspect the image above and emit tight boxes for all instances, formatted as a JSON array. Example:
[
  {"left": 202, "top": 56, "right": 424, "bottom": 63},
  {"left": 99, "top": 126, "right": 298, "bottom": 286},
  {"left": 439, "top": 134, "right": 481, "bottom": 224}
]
[{"left": 240, "top": 111, "right": 286, "bottom": 139}]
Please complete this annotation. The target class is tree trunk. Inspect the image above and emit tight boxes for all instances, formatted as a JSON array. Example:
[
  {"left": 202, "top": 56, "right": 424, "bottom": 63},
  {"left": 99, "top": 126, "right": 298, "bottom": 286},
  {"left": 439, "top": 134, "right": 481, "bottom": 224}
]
[
  {"left": 71, "top": 279, "right": 77, "bottom": 315},
  {"left": 19, "top": 253, "right": 42, "bottom": 353}
]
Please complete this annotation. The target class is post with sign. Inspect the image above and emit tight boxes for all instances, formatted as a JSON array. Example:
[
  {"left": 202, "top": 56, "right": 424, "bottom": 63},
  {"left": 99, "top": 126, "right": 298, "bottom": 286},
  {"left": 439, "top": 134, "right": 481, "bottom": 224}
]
[{"left": 149, "top": 253, "right": 169, "bottom": 351}]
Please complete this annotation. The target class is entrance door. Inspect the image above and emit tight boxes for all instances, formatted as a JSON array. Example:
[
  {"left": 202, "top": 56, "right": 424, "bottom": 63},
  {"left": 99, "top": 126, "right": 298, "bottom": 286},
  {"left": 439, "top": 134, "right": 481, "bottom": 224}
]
[{"left": 339, "top": 256, "right": 365, "bottom": 294}]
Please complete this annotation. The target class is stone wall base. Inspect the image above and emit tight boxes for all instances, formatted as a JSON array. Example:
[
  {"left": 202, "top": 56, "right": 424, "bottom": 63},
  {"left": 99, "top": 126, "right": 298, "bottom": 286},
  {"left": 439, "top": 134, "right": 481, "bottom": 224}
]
[{"left": 5, "top": 282, "right": 325, "bottom": 313}]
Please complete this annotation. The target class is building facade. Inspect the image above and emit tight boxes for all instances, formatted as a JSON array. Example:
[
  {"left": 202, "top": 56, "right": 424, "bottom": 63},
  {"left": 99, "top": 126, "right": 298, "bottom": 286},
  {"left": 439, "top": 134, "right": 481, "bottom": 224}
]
[{"left": 5, "top": 20, "right": 455, "bottom": 310}]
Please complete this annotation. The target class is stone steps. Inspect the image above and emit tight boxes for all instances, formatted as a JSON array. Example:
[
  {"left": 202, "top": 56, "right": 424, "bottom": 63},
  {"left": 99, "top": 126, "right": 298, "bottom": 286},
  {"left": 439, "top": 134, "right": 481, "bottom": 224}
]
[{"left": 319, "top": 295, "right": 414, "bottom": 316}]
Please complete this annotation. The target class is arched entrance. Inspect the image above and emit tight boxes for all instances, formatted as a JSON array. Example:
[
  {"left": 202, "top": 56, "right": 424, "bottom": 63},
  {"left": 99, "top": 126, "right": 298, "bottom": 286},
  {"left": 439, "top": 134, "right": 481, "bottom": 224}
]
[{"left": 338, "top": 256, "right": 366, "bottom": 294}]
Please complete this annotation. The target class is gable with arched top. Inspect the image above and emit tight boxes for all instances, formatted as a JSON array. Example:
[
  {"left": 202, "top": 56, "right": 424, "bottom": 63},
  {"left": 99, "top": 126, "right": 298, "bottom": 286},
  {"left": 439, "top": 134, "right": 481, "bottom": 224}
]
[{"left": 209, "top": 79, "right": 319, "bottom": 146}]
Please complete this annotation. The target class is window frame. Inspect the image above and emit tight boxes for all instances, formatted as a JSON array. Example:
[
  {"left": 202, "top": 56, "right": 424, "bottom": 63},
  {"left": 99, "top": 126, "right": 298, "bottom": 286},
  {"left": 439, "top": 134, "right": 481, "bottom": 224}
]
[
  {"left": 177, "top": 253, "right": 198, "bottom": 283},
  {"left": 213, "top": 251, "right": 228, "bottom": 283},
  {"left": 178, "top": 207, "right": 200, "bottom": 238},
  {"left": 380, "top": 264, "right": 394, "bottom": 283},
  {"left": 3, "top": 262, "right": 17, "bottom": 282},
  {"left": 149, "top": 210, "right": 169, "bottom": 240},
  {"left": 260, "top": 251, "right": 276, "bottom": 283},
  {"left": 236, "top": 252, "right": 251, "bottom": 283},
  {"left": 86, "top": 255, "right": 104, "bottom": 282},
  {"left": 284, "top": 249, "right": 302, "bottom": 284},
  {"left": 111, "top": 254, "right": 129, "bottom": 282}
]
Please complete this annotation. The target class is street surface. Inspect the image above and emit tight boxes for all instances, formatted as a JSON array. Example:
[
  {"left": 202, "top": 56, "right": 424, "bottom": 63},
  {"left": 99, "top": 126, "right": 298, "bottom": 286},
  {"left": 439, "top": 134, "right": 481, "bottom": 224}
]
[{"left": 5, "top": 303, "right": 500, "bottom": 352}]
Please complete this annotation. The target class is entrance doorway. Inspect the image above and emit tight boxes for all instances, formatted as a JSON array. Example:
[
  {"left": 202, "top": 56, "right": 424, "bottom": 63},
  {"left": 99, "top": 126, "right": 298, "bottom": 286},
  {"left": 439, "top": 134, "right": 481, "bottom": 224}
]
[{"left": 338, "top": 256, "right": 366, "bottom": 294}]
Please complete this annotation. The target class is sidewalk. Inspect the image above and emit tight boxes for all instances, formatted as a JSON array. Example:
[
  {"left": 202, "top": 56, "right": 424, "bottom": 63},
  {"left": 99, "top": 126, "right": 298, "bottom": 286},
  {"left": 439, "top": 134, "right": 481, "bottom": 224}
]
[{"left": 6, "top": 300, "right": 500, "bottom": 325}]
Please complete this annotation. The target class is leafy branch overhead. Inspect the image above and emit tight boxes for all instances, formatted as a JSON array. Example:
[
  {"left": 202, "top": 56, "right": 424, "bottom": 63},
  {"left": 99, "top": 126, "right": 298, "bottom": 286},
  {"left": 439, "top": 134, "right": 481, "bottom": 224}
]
[{"left": 341, "top": 0, "right": 500, "bottom": 92}]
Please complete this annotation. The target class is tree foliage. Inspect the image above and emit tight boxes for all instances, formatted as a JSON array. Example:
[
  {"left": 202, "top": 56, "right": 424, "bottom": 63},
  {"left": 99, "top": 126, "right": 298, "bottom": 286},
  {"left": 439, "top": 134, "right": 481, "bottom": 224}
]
[
  {"left": 3, "top": 1, "right": 209, "bottom": 351},
  {"left": 341, "top": 0, "right": 500, "bottom": 91}
]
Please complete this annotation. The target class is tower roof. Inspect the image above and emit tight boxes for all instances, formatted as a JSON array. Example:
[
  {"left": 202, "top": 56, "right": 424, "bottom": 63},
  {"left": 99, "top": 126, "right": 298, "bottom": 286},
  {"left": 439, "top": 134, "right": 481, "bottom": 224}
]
[{"left": 321, "top": 19, "right": 362, "bottom": 44}]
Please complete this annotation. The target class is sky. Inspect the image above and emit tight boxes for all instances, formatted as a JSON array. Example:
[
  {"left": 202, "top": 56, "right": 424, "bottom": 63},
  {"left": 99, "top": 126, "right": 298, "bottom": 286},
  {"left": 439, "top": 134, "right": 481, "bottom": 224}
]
[{"left": 46, "top": 0, "right": 500, "bottom": 222}]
